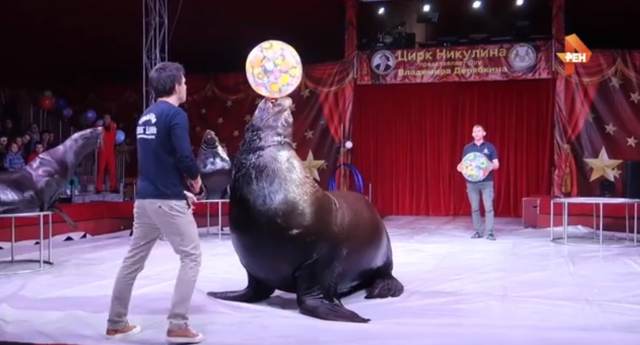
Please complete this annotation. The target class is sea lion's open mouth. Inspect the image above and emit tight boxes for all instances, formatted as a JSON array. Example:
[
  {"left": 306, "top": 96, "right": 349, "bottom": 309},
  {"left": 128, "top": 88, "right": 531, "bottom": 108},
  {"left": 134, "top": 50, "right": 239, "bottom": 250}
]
[
  {"left": 253, "top": 97, "right": 294, "bottom": 131},
  {"left": 203, "top": 130, "right": 220, "bottom": 148}
]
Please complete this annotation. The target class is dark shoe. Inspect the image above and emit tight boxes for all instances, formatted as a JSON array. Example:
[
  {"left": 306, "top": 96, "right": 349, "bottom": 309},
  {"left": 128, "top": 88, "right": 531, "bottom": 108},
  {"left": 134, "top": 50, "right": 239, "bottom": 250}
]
[
  {"left": 471, "top": 232, "right": 482, "bottom": 239},
  {"left": 486, "top": 233, "right": 496, "bottom": 241}
]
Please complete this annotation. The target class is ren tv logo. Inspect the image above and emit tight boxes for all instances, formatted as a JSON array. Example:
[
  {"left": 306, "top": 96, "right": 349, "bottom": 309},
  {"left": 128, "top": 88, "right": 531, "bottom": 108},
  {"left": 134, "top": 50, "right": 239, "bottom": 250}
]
[{"left": 556, "top": 34, "right": 592, "bottom": 75}]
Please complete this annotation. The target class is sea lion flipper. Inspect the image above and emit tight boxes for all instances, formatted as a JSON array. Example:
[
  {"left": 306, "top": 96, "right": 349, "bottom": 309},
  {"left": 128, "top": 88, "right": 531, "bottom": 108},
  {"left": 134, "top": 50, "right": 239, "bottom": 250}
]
[
  {"left": 298, "top": 297, "right": 369, "bottom": 323},
  {"left": 365, "top": 274, "right": 404, "bottom": 299},
  {"left": 206, "top": 272, "right": 274, "bottom": 303},
  {"left": 50, "top": 206, "right": 78, "bottom": 230},
  {"left": 294, "top": 251, "right": 370, "bottom": 323}
]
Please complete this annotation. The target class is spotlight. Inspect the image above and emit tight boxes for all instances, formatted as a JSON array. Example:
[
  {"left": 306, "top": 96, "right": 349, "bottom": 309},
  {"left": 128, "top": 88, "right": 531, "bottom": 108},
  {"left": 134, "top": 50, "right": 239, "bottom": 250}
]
[
  {"left": 516, "top": 0, "right": 524, "bottom": 6},
  {"left": 472, "top": 1, "right": 482, "bottom": 9},
  {"left": 418, "top": 2, "right": 439, "bottom": 23},
  {"left": 377, "top": 6, "right": 385, "bottom": 15}
]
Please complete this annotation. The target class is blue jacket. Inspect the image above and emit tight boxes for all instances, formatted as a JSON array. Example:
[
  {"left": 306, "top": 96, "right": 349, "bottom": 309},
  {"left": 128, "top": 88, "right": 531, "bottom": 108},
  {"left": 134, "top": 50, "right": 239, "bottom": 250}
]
[
  {"left": 4, "top": 151, "right": 25, "bottom": 171},
  {"left": 135, "top": 100, "right": 199, "bottom": 200}
]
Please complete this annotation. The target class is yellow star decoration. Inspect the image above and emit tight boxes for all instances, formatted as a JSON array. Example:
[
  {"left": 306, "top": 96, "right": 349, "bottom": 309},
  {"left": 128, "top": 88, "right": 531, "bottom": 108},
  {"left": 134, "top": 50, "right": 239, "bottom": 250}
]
[
  {"left": 300, "top": 150, "right": 326, "bottom": 182},
  {"left": 583, "top": 147, "right": 623, "bottom": 182},
  {"left": 611, "top": 167, "right": 622, "bottom": 179}
]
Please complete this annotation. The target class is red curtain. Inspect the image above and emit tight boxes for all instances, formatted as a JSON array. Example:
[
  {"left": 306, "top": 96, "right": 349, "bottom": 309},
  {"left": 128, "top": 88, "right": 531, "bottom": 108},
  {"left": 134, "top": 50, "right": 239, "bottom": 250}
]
[
  {"left": 344, "top": 0, "right": 357, "bottom": 59},
  {"left": 352, "top": 79, "right": 554, "bottom": 217}
]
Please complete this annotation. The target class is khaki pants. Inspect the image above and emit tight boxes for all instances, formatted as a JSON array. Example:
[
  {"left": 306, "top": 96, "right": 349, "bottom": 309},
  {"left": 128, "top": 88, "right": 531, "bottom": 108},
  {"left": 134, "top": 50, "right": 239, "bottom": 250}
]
[{"left": 107, "top": 199, "right": 201, "bottom": 330}]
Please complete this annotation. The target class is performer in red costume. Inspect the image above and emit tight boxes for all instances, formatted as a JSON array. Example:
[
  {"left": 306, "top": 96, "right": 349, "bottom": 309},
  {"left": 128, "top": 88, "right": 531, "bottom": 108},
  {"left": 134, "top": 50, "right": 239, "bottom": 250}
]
[{"left": 96, "top": 114, "right": 118, "bottom": 193}]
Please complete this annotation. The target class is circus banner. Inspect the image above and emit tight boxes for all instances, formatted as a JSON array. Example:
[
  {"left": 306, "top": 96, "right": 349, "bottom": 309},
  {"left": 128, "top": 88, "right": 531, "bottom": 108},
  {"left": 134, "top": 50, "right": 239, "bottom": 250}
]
[{"left": 357, "top": 41, "right": 552, "bottom": 84}]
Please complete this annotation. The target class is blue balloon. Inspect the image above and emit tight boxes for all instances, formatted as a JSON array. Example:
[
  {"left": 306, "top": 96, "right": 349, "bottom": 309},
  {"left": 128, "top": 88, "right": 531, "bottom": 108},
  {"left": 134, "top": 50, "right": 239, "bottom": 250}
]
[
  {"left": 115, "top": 129, "right": 125, "bottom": 145},
  {"left": 55, "top": 98, "right": 68, "bottom": 110},
  {"left": 62, "top": 107, "right": 73, "bottom": 119},
  {"left": 84, "top": 109, "right": 97, "bottom": 124}
]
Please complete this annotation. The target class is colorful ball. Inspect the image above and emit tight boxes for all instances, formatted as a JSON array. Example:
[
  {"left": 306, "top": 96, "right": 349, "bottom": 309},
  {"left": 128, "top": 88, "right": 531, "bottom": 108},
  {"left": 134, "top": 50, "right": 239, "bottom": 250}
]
[
  {"left": 461, "top": 152, "right": 491, "bottom": 182},
  {"left": 245, "top": 40, "right": 302, "bottom": 98}
]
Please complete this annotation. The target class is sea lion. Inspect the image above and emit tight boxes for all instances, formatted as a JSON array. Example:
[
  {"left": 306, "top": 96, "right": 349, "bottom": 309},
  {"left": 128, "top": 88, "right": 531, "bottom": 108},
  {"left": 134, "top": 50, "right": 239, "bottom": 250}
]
[
  {"left": 207, "top": 98, "right": 403, "bottom": 323},
  {"left": 0, "top": 127, "right": 102, "bottom": 214},
  {"left": 196, "top": 130, "right": 232, "bottom": 199}
]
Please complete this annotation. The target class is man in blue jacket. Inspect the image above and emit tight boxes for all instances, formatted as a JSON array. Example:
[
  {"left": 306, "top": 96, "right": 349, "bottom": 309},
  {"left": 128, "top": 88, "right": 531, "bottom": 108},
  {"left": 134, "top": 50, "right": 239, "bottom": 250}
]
[{"left": 106, "top": 62, "right": 204, "bottom": 344}]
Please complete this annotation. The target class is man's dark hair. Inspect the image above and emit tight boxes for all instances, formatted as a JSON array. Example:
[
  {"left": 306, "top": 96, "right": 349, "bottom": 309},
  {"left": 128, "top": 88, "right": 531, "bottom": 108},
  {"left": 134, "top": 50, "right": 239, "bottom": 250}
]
[{"left": 149, "top": 62, "right": 185, "bottom": 99}]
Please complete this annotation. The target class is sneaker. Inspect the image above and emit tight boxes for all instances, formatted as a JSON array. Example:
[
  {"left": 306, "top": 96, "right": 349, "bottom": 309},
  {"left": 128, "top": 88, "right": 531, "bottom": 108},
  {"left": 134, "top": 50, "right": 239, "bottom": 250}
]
[
  {"left": 105, "top": 323, "right": 141, "bottom": 338},
  {"left": 486, "top": 233, "right": 496, "bottom": 241},
  {"left": 471, "top": 232, "right": 482, "bottom": 239},
  {"left": 167, "top": 325, "right": 204, "bottom": 344}
]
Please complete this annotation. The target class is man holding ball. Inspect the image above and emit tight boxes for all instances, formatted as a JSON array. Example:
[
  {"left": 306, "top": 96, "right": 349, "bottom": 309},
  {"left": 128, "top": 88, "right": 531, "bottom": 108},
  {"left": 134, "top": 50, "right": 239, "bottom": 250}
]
[{"left": 457, "top": 124, "right": 499, "bottom": 241}]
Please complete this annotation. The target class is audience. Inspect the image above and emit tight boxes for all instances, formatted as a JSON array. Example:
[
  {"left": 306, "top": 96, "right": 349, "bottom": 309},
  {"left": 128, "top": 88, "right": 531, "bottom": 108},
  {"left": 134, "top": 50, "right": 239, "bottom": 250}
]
[
  {"left": 28, "top": 123, "right": 40, "bottom": 143},
  {"left": 4, "top": 141, "right": 25, "bottom": 171},
  {"left": 0, "top": 135, "right": 7, "bottom": 171},
  {"left": 27, "top": 143, "right": 44, "bottom": 163},
  {"left": 1, "top": 119, "right": 16, "bottom": 138},
  {"left": 0, "top": 119, "right": 49, "bottom": 170},
  {"left": 40, "top": 130, "right": 53, "bottom": 150},
  {"left": 21, "top": 132, "right": 33, "bottom": 159},
  {"left": 0, "top": 118, "right": 122, "bottom": 182}
]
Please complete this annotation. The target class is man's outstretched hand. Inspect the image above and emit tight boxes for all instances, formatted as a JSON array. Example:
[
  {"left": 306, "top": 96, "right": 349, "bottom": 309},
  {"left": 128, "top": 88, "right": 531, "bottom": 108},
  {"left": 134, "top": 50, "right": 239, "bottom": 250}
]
[{"left": 188, "top": 176, "right": 202, "bottom": 194}]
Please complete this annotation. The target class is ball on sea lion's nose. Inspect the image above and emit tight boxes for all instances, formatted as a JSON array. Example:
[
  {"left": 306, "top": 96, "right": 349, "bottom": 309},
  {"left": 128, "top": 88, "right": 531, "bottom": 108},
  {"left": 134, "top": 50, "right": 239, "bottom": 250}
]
[{"left": 246, "top": 40, "right": 302, "bottom": 98}]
